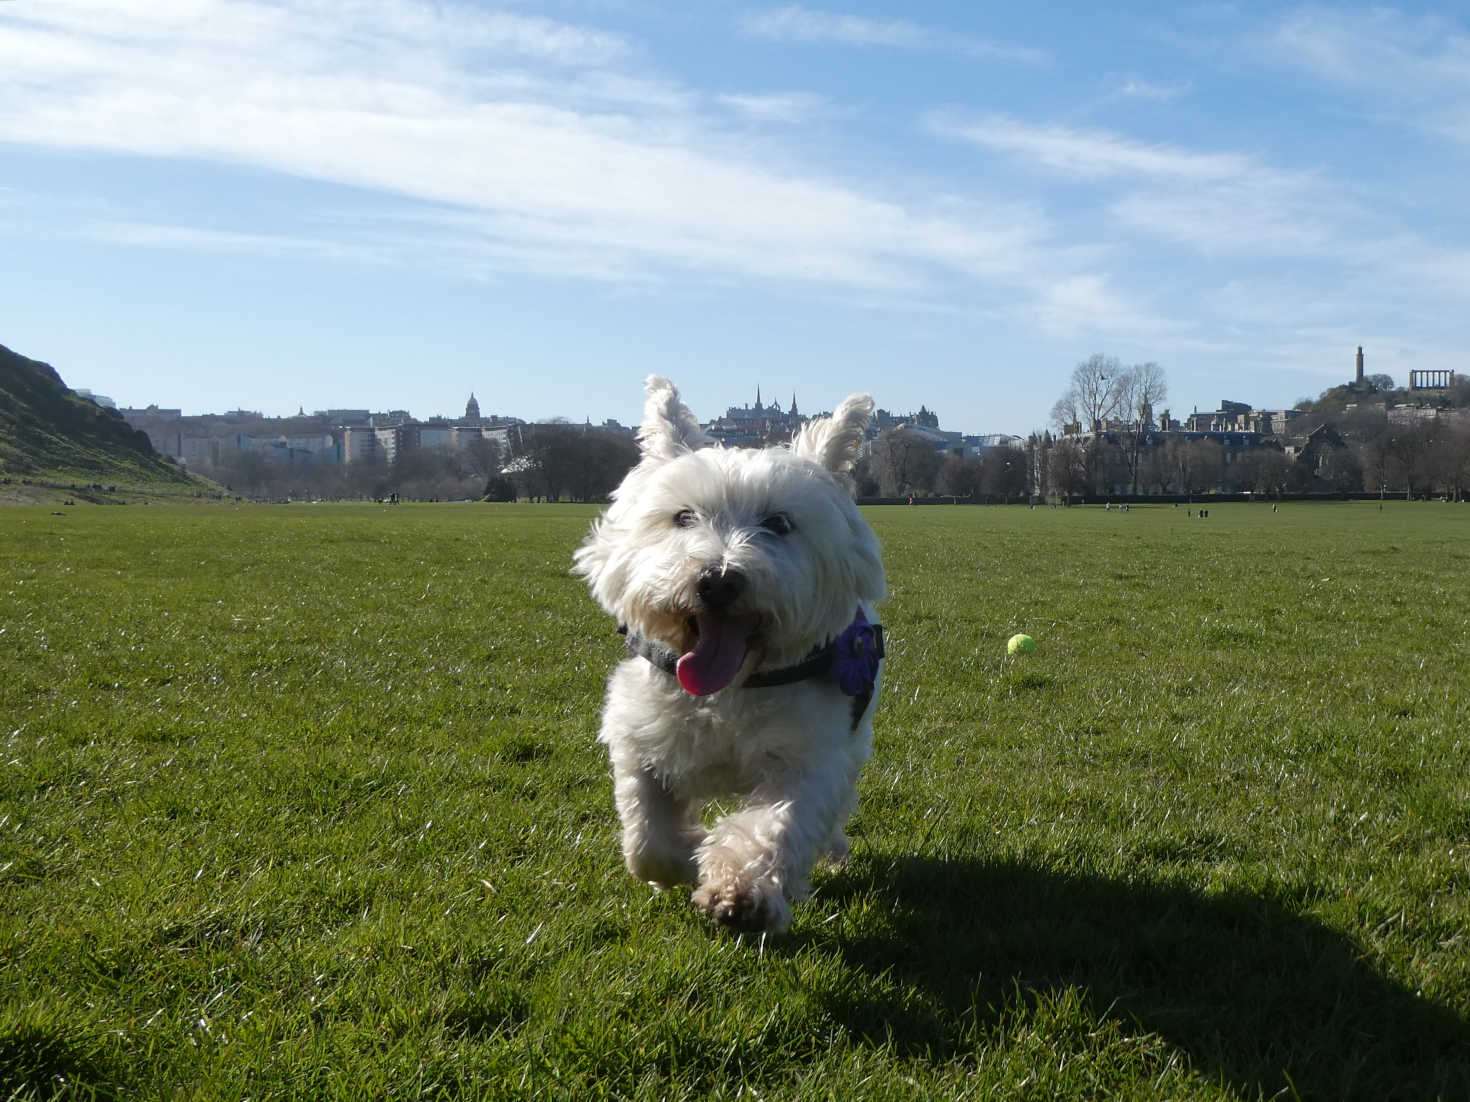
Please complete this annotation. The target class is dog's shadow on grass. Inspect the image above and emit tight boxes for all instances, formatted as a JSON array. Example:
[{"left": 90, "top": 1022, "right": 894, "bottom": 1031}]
[{"left": 803, "top": 854, "right": 1470, "bottom": 1100}]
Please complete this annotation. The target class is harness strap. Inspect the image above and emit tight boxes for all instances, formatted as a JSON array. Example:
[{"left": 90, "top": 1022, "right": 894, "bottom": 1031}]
[{"left": 617, "top": 616, "right": 884, "bottom": 730}]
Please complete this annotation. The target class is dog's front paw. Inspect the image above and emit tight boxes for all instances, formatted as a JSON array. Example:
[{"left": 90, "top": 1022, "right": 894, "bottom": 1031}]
[
  {"left": 626, "top": 844, "right": 698, "bottom": 889},
  {"left": 692, "top": 876, "right": 791, "bottom": 934}
]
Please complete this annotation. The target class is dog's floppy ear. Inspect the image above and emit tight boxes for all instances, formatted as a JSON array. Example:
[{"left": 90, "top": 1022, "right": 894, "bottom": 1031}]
[
  {"left": 792, "top": 393, "right": 873, "bottom": 476},
  {"left": 638, "top": 376, "right": 710, "bottom": 461}
]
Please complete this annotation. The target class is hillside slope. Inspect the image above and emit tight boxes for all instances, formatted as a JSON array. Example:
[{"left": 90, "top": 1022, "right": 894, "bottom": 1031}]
[{"left": 0, "top": 343, "right": 199, "bottom": 496}]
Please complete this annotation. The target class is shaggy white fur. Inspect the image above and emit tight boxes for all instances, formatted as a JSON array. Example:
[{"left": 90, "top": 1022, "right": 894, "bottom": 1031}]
[{"left": 574, "top": 376, "right": 886, "bottom": 934}]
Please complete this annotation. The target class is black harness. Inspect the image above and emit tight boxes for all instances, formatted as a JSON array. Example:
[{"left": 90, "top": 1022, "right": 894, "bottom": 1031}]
[{"left": 618, "top": 613, "right": 885, "bottom": 730}]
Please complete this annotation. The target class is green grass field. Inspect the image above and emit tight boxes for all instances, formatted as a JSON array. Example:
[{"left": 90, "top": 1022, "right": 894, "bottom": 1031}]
[{"left": 2, "top": 501, "right": 1468, "bottom": 1100}]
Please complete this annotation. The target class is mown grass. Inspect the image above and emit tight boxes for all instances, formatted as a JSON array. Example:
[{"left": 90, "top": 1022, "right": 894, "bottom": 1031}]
[{"left": 2, "top": 501, "right": 1467, "bottom": 1100}]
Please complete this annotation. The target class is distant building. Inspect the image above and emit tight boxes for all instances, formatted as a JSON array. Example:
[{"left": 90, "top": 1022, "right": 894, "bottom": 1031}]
[
  {"left": 1184, "top": 400, "right": 1302, "bottom": 436},
  {"left": 1286, "top": 423, "right": 1348, "bottom": 478},
  {"left": 337, "top": 425, "right": 381, "bottom": 465},
  {"left": 315, "top": 409, "right": 372, "bottom": 425},
  {"left": 76, "top": 389, "right": 116, "bottom": 409},
  {"left": 704, "top": 387, "right": 807, "bottom": 447},
  {"left": 237, "top": 432, "right": 336, "bottom": 464},
  {"left": 968, "top": 433, "right": 1026, "bottom": 455},
  {"left": 416, "top": 424, "right": 457, "bottom": 452},
  {"left": 1409, "top": 369, "right": 1456, "bottom": 392},
  {"left": 874, "top": 405, "right": 939, "bottom": 433},
  {"left": 890, "top": 422, "right": 965, "bottom": 454},
  {"left": 179, "top": 436, "right": 228, "bottom": 468}
]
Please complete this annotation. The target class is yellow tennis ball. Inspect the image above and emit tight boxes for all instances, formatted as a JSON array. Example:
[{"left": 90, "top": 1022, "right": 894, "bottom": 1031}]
[{"left": 1007, "top": 633, "right": 1036, "bottom": 656}]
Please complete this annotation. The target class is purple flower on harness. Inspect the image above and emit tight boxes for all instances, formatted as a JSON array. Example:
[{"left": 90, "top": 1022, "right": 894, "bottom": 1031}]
[{"left": 830, "top": 608, "right": 882, "bottom": 697}]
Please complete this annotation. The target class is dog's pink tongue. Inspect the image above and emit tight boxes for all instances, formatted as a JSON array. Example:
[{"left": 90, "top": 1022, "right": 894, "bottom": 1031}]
[{"left": 676, "top": 614, "right": 750, "bottom": 696}]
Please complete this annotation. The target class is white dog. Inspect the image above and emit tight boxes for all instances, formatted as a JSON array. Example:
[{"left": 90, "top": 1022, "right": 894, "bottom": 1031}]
[{"left": 574, "top": 376, "right": 886, "bottom": 934}]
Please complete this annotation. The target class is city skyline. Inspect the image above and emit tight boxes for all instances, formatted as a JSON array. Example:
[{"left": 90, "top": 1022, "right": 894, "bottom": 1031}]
[{"left": 4, "top": 3, "right": 1468, "bottom": 434}]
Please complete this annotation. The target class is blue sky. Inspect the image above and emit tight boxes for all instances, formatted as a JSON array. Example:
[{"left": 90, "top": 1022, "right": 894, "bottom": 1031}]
[{"left": 3, "top": 2, "right": 1468, "bottom": 435}]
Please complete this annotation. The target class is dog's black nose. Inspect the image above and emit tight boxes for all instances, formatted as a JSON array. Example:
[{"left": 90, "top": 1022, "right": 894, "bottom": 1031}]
[{"left": 696, "top": 567, "right": 745, "bottom": 610}]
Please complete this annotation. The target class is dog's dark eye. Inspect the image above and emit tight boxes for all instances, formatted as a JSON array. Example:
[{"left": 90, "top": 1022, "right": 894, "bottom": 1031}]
[
  {"left": 761, "top": 514, "right": 793, "bottom": 536},
  {"left": 673, "top": 509, "right": 697, "bottom": 528}
]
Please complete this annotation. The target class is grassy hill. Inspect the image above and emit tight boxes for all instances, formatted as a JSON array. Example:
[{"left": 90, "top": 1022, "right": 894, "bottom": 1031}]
[{"left": 0, "top": 343, "right": 213, "bottom": 503}]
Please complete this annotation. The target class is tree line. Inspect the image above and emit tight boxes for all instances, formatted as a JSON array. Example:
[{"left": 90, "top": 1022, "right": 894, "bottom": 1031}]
[
  {"left": 206, "top": 356, "right": 1470, "bottom": 503},
  {"left": 859, "top": 355, "right": 1470, "bottom": 502}
]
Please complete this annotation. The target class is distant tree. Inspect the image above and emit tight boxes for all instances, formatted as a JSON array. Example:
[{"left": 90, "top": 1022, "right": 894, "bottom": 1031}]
[
  {"left": 214, "top": 449, "right": 273, "bottom": 496},
  {"left": 850, "top": 453, "right": 880, "bottom": 499},
  {"left": 481, "top": 474, "right": 516, "bottom": 502},
  {"left": 1389, "top": 423, "right": 1436, "bottom": 499},
  {"left": 460, "top": 436, "right": 503, "bottom": 482},
  {"left": 1315, "top": 445, "right": 1363, "bottom": 493},
  {"left": 390, "top": 446, "right": 489, "bottom": 501},
  {"left": 1050, "top": 354, "right": 1127, "bottom": 434},
  {"left": 570, "top": 430, "right": 639, "bottom": 501},
  {"left": 982, "top": 445, "right": 1029, "bottom": 502},
  {"left": 935, "top": 452, "right": 984, "bottom": 499},
  {"left": 518, "top": 423, "right": 638, "bottom": 502},
  {"left": 1242, "top": 447, "right": 1292, "bottom": 496},
  {"left": 501, "top": 454, "right": 546, "bottom": 501},
  {"left": 1439, "top": 422, "right": 1470, "bottom": 500},
  {"left": 870, "top": 427, "right": 942, "bottom": 497},
  {"left": 1113, "top": 362, "right": 1168, "bottom": 493},
  {"left": 1364, "top": 373, "right": 1395, "bottom": 392},
  {"left": 1093, "top": 436, "right": 1129, "bottom": 495},
  {"left": 1162, "top": 438, "right": 1223, "bottom": 496},
  {"left": 392, "top": 448, "right": 449, "bottom": 499},
  {"left": 1138, "top": 443, "right": 1170, "bottom": 494},
  {"left": 1358, "top": 433, "right": 1396, "bottom": 498},
  {"left": 1047, "top": 436, "right": 1087, "bottom": 502},
  {"left": 1051, "top": 355, "right": 1168, "bottom": 494}
]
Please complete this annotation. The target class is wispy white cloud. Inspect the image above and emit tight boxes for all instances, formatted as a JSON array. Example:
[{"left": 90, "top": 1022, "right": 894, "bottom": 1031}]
[
  {"left": 1031, "top": 273, "right": 1183, "bottom": 342},
  {"left": 717, "top": 91, "right": 836, "bottom": 124},
  {"left": 1266, "top": 6, "right": 1470, "bottom": 146},
  {"left": 81, "top": 218, "right": 387, "bottom": 263},
  {"left": 739, "top": 5, "right": 929, "bottom": 49},
  {"left": 927, "top": 111, "right": 1353, "bottom": 258},
  {"left": 0, "top": 0, "right": 1055, "bottom": 299},
  {"left": 1269, "top": 6, "right": 1470, "bottom": 91},
  {"left": 737, "top": 5, "right": 1048, "bottom": 64},
  {"left": 8, "top": 0, "right": 1465, "bottom": 380},
  {"left": 925, "top": 112, "right": 1249, "bottom": 181},
  {"left": 1114, "top": 76, "right": 1190, "bottom": 102}
]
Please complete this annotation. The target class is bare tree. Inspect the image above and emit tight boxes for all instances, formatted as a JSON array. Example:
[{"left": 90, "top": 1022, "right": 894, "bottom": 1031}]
[
  {"left": 1114, "top": 362, "right": 1168, "bottom": 494},
  {"left": 1050, "top": 354, "right": 1142, "bottom": 495},
  {"left": 1446, "top": 422, "right": 1470, "bottom": 501},
  {"left": 870, "top": 427, "right": 942, "bottom": 497},
  {"left": 935, "top": 453, "right": 984, "bottom": 499},
  {"left": 1389, "top": 423, "right": 1435, "bottom": 500},
  {"left": 1162, "top": 438, "right": 1223, "bottom": 496},
  {"left": 1050, "top": 354, "right": 1128, "bottom": 434},
  {"left": 1238, "top": 447, "right": 1292, "bottom": 497},
  {"left": 1315, "top": 446, "right": 1363, "bottom": 493},
  {"left": 521, "top": 424, "right": 638, "bottom": 502},
  {"left": 982, "top": 445, "right": 1029, "bottom": 502},
  {"left": 1358, "top": 432, "right": 1396, "bottom": 499},
  {"left": 1046, "top": 436, "right": 1087, "bottom": 503}
]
